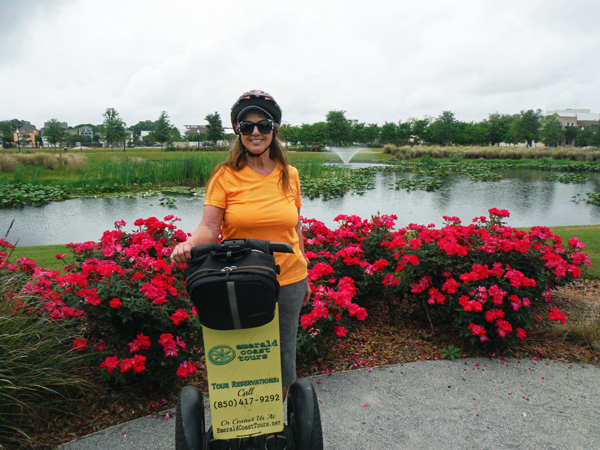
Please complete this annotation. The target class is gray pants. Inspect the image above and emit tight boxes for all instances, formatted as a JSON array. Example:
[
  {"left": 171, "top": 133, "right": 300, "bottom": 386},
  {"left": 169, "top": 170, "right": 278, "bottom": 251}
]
[{"left": 277, "top": 277, "right": 308, "bottom": 387}]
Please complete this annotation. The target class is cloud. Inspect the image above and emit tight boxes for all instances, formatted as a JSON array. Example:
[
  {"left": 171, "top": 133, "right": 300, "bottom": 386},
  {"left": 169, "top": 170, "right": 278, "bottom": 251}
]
[{"left": 2, "top": 0, "right": 600, "bottom": 130}]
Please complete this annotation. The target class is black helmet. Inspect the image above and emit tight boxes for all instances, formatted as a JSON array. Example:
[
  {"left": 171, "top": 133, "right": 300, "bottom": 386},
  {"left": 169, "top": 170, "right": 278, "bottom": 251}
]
[{"left": 230, "top": 90, "right": 282, "bottom": 134}]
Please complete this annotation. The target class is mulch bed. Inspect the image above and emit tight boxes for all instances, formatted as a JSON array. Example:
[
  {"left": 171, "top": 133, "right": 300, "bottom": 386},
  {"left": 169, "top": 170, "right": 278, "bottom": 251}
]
[{"left": 10, "top": 282, "right": 600, "bottom": 449}]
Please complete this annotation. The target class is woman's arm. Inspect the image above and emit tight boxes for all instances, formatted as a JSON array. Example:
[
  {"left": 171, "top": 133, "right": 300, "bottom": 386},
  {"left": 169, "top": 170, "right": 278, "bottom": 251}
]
[
  {"left": 296, "top": 207, "right": 311, "bottom": 306},
  {"left": 170, "top": 205, "right": 224, "bottom": 264}
]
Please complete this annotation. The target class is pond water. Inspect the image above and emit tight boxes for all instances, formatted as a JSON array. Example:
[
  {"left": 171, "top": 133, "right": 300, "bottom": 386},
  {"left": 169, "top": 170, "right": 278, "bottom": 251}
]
[{"left": 2, "top": 166, "right": 600, "bottom": 247}]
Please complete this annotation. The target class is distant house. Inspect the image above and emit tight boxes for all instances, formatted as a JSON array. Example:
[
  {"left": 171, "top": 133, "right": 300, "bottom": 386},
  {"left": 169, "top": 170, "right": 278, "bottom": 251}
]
[
  {"left": 546, "top": 109, "right": 600, "bottom": 146},
  {"left": 13, "top": 122, "right": 40, "bottom": 148},
  {"left": 79, "top": 126, "right": 93, "bottom": 139},
  {"left": 184, "top": 125, "right": 208, "bottom": 137}
]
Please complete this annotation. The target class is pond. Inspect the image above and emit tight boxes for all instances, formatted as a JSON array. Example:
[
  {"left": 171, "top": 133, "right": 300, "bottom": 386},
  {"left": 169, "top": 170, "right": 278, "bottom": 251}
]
[{"left": 2, "top": 166, "right": 600, "bottom": 247}]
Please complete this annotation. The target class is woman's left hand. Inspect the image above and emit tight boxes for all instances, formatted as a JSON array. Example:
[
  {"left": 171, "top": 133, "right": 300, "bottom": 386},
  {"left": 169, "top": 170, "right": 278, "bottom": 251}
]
[{"left": 302, "top": 285, "right": 311, "bottom": 306}]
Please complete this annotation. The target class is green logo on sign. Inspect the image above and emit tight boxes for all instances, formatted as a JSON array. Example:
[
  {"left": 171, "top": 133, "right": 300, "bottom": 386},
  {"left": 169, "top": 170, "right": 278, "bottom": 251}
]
[{"left": 208, "top": 345, "right": 236, "bottom": 365}]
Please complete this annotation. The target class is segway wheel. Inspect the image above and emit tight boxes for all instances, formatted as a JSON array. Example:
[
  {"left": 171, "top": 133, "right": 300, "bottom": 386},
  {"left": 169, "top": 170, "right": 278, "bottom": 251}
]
[
  {"left": 176, "top": 385, "right": 205, "bottom": 450},
  {"left": 287, "top": 379, "right": 323, "bottom": 450}
]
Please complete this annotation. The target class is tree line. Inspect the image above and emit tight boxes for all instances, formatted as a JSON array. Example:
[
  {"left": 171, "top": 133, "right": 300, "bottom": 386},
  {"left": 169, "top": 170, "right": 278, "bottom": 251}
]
[
  {"left": 278, "top": 109, "right": 600, "bottom": 149},
  {"left": 0, "top": 109, "right": 226, "bottom": 150},
  {"left": 3, "top": 108, "right": 599, "bottom": 151}
]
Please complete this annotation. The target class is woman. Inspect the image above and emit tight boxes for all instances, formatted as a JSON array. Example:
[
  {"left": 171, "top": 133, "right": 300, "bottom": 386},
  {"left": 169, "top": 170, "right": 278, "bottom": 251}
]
[{"left": 170, "top": 90, "right": 309, "bottom": 450}]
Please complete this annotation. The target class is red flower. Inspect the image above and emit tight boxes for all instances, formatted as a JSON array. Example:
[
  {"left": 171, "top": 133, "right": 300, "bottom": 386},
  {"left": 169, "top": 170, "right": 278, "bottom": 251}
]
[
  {"left": 170, "top": 309, "right": 190, "bottom": 326},
  {"left": 568, "top": 237, "right": 585, "bottom": 249},
  {"left": 55, "top": 253, "right": 67, "bottom": 260},
  {"left": 495, "top": 319, "right": 513, "bottom": 338},
  {"left": 72, "top": 338, "right": 87, "bottom": 351},
  {"left": 334, "top": 325, "right": 348, "bottom": 338},
  {"left": 488, "top": 208, "right": 510, "bottom": 218},
  {"left": 176, "top": 361, "right": 198, "bottom": 379},
  {"left": 77, "top": 288, "right": 101, "bottom": 306},
  {"left": 129, "top": 333, "right": 151, "bottom": 353},
  {"left": 547, "top": 308, "right": 567, "bottom": 324},
  {"left": 442, "top": 278, "right": 459, "bottom": 294},
  {"left": 120, "top": 358, "right": 133, "bottom": 373},
  {"left": 382, "top": 273, "right": 398, "bottom": 286},
  {"left": 132, "top": 354, "right": 147, "bottom": 374},
  {"left": 159, "top": 333, "right": 179, "bottom": 357},
  {"left": 516, "top": 328, "right": 527, "bottom": 340},
  {"left": 110, "top": 297, "right": 123, "bottom": 308},
  {"left": 99, "top": 356, "right": 119, "bottom": 374}
]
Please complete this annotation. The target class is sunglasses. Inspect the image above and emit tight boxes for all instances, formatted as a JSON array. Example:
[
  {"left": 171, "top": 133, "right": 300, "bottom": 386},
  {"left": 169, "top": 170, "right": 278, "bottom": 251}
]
[{"left": 238, "top": 120, "right": 274, "bottom": 135}]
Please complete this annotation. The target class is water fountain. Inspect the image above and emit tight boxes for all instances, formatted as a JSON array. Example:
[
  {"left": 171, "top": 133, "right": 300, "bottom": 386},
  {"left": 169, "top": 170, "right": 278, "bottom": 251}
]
[{"left": 328, "top": 146, "right": 365, "bottom": 164}]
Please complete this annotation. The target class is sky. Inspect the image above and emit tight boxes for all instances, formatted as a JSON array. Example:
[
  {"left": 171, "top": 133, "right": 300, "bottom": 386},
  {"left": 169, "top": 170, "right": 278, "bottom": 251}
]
[{"left": 2, "top": 0, "right": 600, "bottom": 132}]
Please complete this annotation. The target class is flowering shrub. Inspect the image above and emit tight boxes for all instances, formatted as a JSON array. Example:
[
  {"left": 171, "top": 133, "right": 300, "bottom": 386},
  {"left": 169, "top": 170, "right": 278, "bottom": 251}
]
[
  {"left": 299, "top": 209, "right": 590, "bottom": 349},
  {"left": 6, "top": 216, "right": 201, "bottom": 387}
]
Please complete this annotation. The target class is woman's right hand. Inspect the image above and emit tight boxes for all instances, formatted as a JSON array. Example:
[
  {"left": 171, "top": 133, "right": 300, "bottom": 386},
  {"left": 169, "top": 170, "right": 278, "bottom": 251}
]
[{"left": 170, "top": 241, "right": 194, "bottom": 265}]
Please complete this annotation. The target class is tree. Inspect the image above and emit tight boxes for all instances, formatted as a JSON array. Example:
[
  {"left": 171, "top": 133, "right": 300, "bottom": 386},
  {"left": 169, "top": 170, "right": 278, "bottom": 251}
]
[
  {"left": 43, "top": 119, "right": 66, "bottom": 150},
  {"left": 102, "top": 108, "right": 125, "bottom": 152},
  {"left": 187, "top": 132, "right": 207, "bottom": 144},
  {"left": 398, "top": 121, "right": 411, "bottom": 144},
  {"left": 512, "top": 109, "right": 542, "bottom": 147},
  {"left": 350, "top": 122, "right": 365, "bottom": 144},
  {"left": 363, "top": 124, "right": 381, "bottom": 144},
  {"left": 409, "top": 117, "right": 431, "bottom": 144},
  {"left": 277, "top": 124, "right": 298, "bottom": 147},
  {"left": 297, "top": 122, "right": 327, "bottom": 148},
  {"left": 130, "top": 120, "right": 157, "bottom": 137},
  {"left": 325, "top": 110, "right": 352, "bottom": 145},
  {"left": 0, "top": 121, "right": 13, "bottom": 147},
  {"left": 541, "top": 116, "right": 563, "bottom": 147},
  {"left": 205, "top": 112, "right": 224, "bottom": 144},
  {"left": 577, "top": 126, "right": 600, "bottom": 148},
  {"left": 170, "top": 126, "right": 182, "bottom": 142},
  {"left": 487, "top": 113, "right": 513, "bottom": 146},
  {"left": 8, "top": 119, "right": 26, "bottom": 132},
  {"left": 429, "top": 111, "right": 457, "bottom": 146},
  {"left": 455, "top": 121, "right": 489, "bottom": 146},
  {"left": 17, "top": 132, "right": 32, "bottom": 150},
  {"left": 380, "top": 122, "right": 399, "bottom": 144},
  {"left": 564, "top": 126, "right": 579, "bottom": 146},
  {"left": 153, "top": 111, "right": 172, "bottom": 149}
]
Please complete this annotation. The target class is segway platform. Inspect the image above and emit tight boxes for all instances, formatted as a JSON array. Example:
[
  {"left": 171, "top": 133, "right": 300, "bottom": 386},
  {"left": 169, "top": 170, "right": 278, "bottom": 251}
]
[{"left": 176, "top": 239, "right": 323, "bottom": 450}]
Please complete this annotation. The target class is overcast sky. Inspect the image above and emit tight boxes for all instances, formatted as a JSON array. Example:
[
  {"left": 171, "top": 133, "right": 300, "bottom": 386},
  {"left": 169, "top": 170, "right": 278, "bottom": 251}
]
[{"left": 2, "top": 0, "right": 599, "bottom": 131}]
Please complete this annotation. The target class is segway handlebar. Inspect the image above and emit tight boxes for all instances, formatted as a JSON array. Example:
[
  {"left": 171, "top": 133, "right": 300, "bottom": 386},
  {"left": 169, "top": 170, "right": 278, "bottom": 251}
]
[
  {"left": 189, "top": 239, "right": 294, "bottom": 260},
  {"left": 268, "top": 241, "right": 294, "bottom": 254}
]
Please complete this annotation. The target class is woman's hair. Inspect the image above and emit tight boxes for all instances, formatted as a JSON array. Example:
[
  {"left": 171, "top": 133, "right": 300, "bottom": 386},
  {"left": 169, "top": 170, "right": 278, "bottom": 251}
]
[{"left": 206, "top": 110, "right": 291, "bottom": 195}]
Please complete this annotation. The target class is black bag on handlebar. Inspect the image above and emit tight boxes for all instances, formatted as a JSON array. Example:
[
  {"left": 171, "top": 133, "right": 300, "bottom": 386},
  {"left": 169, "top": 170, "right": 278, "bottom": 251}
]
[{"left": 184, "top": 239, "right": 292, "bottom": 330}]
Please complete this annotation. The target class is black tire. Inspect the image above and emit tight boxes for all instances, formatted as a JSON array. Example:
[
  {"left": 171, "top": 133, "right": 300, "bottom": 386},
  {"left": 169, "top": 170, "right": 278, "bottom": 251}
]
[
  {"left": 176, "top": 385, "right": 205, "bottom": 450},
  {"left": 287, "top": 379, "right": 323, "bottom": 450}
]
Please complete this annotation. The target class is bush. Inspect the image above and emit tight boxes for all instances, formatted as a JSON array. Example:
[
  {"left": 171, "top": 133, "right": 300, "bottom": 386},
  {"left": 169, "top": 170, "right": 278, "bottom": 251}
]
[
  {"left": 63, "top": 153, "right": 87, "bottom": 172},
  {"left": 299, "top": 209, "right": 589, "bottom": 350},
  {"left": 0, "top": 155, "right": 18, "bottom": 172},
  {"left": 0, "top": 239, "right": 94, "bottom": 447},
  {"left": 11, "top": 217, "right": 201, "bottom": 388}
]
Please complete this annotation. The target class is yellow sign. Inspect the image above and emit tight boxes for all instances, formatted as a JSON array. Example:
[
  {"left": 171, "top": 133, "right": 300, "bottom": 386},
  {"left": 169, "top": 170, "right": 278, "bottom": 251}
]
[{"left": 203, "top": 305, "right": 283, "bottom": 440}]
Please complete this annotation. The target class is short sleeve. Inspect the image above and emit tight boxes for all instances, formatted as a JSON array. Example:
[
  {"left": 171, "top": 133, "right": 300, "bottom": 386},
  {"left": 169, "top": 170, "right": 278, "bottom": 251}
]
[
  {"left": 290, "top": 166, "right": 303, "bottom": 208},
  {"left": 204, "top": 167, "right": 228, "bottom": 209}
]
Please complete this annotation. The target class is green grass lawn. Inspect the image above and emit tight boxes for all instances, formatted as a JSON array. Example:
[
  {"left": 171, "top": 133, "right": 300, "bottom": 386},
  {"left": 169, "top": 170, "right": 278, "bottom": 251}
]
[
  {"left": 10, "top": 244, "right": 74, "bottom": 272},
  {"left": 548, "top": 225, "right": 600, "bottom": 279},
  {"left": 10, "top": 225, "right": 600, "bottom": 277}
]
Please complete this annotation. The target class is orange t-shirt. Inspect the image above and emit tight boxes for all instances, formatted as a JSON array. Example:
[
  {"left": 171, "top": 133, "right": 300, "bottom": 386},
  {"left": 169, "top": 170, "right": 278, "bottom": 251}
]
[{"left": 204, "top": 163, "right": 308, "bottom": 286}]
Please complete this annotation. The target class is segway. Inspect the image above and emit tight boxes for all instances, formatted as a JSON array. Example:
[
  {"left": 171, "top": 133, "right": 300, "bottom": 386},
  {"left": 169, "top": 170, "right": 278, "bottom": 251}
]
[{"left": 175, "top": 239, "right": 323, "bottom": 450}]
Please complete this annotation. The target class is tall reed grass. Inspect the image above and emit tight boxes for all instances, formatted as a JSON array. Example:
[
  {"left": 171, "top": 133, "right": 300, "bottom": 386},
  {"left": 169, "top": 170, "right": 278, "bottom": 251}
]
[
  {"left": 0, "top": 156, "right": 18, "bottom": 172},
  {"left": 0, "top": 152, "right": 88, "bottom": 173},
  {"left": 289, "top": 156, "right": 329, "bottom": 178},
  {"left": 0, "top": 274, "right": 94, "bottom": 448},
  {"left": 77, "top": 154, "right": 226, "bottom": 187},
  {"left": 386, "top": 145, "right": 600, "bottom": 162}
]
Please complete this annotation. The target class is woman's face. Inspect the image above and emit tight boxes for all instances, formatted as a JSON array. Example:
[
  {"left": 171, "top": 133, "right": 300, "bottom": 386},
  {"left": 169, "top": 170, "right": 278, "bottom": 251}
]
[{"left": 239, "top": 111, "right": 273, "bottom": 155}]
